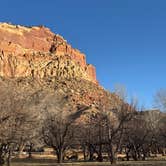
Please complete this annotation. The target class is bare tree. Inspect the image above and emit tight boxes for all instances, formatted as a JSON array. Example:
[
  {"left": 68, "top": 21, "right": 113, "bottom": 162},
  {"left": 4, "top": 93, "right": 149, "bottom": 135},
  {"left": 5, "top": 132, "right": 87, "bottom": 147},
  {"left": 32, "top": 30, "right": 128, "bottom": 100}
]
[
  {"left": 0, "top": 81, "right": 42, "bottom": 166},
  {"left": 154, "top": 89, "right": 166, "bottom": 112},
  {"left": 123, "top": 111, "right": 152, "bottom": 161},
  {"left": 0, "top": 83, "right": 23, "bottom": 166},
  {"left": 153, "top": 89, "right": 166, "bottom": 154},
  {"left": 41, "top": 91, "right": 76, "bottom": 163},
  {"left": 76, "top": 108, "right": 107, "bottom": 162},
  {"left": 114, "top": 84, "right": 127, "bottom": 101},
  {"left": 103, "top": 102, "right": 134, "bottom": 164}
]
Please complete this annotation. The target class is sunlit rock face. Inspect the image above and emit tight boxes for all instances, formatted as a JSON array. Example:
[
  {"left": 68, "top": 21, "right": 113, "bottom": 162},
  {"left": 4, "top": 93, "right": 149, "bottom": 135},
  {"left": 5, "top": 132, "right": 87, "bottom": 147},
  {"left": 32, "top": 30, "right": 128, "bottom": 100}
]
[
  {"left": 0, "top": 23, "right": 97, "bottom": 83},
  {"left": 0, "top": 23, "right": 128, "bottom": 122}
]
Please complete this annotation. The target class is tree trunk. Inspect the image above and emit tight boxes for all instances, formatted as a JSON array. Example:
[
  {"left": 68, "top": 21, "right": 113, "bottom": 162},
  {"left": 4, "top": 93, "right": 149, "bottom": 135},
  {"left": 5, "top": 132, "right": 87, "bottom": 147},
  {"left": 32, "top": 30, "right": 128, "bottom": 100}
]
[
  {"left": 0, "top": 157, "right": 5, "bottom": 166},
  {"left": 142, "top": 154, "right": 146, "bottom": 161},
  {"left": 97, "top": 153, "right": 103, "bottom": 162},
  {"left": 28, "top": 144, "right": 33, "bottom": 158},
  {"left": 110, "top": 151, "right": 117, "bottom": 164},
  {"left": 162, "top": 149, "right": 165, "bottom": 156},
  {"left": 97, "top": 125, "right": 103, "bottom": 162},
  {"left": 0, "top": 145, "right": 6, "bottom": 166},
  {"left": 89, "top": 151, "right": 93, "bottom": 161},
  {"left": 57, "top": 150, "right": 63, "bottom": 163},
  {"left": 137, "top": 151, "right": 141, "bottom": 160},
  {"left": 88, "top": 145, "right": 94, "bottom": 161},
  {"left": 142, "top": 148, "right": 146, "bottom": 161},
  {"left": 6, "top": 149, "right": 11, "bottom": 166},
  {"left": 132, "top": 145, "right": 138, "bottom": 161},
  {"left": 132, "top": 150, "right": 138, "bottom": 161},
  {"left": 17, "top": 143, "right": 25, "bottom": 158},
  {"left": 126, "top": 151, "right": 130, "bottom": 161},
  {"left": 82, "top": 145, "right": 87, "bottom": 161},
  {"left": 108, "top": 144, "right": 117, "bottom": 164},
  {"left": 97, "top": 143, "right": 103, "bottom": 162}
]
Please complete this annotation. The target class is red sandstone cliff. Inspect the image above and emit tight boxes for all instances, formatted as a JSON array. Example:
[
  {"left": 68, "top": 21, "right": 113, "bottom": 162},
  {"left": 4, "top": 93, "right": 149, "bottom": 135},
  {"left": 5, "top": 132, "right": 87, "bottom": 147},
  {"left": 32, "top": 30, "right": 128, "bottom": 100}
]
[{"left": 0, "top": 23, "right": 97, "bottom": 83}]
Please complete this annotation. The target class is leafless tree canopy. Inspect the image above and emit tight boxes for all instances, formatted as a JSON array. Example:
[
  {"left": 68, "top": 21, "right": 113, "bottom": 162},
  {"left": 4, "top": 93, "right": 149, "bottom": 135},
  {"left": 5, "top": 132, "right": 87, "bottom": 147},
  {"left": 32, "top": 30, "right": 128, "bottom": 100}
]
[
  {"left": 0, "top": 78, "right": 165, "bottom": 165},
  {"left": 154, "top": 89, "right": 166, "bottom": 112}
]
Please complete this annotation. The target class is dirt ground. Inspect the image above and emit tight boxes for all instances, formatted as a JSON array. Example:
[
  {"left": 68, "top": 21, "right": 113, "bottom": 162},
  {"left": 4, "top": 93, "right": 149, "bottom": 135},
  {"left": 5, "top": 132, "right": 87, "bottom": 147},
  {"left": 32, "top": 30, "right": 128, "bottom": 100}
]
[{"left": 11, "top": 158, "right": 166, "bottom": 166}]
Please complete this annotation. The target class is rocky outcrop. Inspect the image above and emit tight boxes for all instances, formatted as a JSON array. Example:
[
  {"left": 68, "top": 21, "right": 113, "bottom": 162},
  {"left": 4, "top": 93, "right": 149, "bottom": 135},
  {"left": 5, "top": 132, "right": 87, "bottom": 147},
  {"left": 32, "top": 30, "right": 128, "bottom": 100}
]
[
  {"left": 0, "top": 23, "right": 131, "bottom": 126},
  {"left": 0, "top": 23, "right": 97, "bottom": 83}
]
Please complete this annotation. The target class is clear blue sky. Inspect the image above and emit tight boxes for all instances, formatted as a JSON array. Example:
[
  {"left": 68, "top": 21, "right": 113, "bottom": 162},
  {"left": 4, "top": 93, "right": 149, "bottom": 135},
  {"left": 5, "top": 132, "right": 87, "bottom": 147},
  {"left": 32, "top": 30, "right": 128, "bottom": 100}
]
[{"left": 1, "top": 0, "right": 166, "bottom": 108}]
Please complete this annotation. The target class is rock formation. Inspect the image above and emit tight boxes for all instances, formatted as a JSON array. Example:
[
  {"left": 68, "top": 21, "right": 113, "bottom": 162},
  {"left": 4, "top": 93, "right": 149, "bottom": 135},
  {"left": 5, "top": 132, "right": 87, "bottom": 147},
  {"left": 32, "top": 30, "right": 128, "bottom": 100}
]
[
  {"left": 0, "top": 22, "right": 127, "bottom": 119},
  {"left": 0, "top": 23, "right": 97, "bottom": 83}
]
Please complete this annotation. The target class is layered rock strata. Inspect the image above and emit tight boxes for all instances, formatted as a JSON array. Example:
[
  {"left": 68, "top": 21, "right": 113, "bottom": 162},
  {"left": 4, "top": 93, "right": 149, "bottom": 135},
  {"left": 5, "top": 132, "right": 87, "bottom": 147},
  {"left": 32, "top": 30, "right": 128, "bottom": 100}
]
[{"left": 0, "top": 23, "right": 97, "bottom": 82}]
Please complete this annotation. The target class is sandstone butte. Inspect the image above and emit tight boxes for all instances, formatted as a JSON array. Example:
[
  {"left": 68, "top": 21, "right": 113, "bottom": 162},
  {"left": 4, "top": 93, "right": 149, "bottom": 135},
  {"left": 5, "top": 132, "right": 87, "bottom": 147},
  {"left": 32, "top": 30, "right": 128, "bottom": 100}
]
[
  {"left": 0, "top": 23, "right": 128, "bottom": 122},
  {"left": 0, "top": 23, "right": 97, "bottom": 83}
]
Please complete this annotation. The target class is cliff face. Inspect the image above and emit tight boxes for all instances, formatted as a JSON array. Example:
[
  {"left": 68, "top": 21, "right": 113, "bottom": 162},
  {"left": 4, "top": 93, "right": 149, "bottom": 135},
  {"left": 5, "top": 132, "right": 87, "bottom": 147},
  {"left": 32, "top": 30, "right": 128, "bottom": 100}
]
[
  {"left": 0, "top": 23, "right": 128, "bottom": 122},
  {"left": 0, "top": 23, "right": 97, "bottom": 82}
]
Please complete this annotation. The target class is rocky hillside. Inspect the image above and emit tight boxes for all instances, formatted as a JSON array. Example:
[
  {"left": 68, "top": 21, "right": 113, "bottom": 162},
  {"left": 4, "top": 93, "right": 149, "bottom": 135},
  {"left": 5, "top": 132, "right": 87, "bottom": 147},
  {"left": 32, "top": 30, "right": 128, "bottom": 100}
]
[
  {"left": 0, "top": 23, "right": 96, "bottom": 83},
  {"left": 0, "top": 22, "right": 126, "bottom": 118}
]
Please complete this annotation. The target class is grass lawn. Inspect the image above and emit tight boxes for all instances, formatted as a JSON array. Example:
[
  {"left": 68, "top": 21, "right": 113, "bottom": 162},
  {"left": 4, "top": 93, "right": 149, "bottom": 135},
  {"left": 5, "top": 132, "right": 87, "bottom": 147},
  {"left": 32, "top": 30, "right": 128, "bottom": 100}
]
[{"left": 10, "top": 158, "right": 166, "bottom": 166}]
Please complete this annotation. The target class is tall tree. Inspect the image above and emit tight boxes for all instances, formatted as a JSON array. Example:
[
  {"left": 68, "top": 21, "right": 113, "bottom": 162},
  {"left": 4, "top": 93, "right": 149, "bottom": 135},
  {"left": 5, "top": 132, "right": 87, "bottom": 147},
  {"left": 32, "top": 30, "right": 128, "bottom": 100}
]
[{"left": 41, "top": 91, "right": 75, "bottom": 163}]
